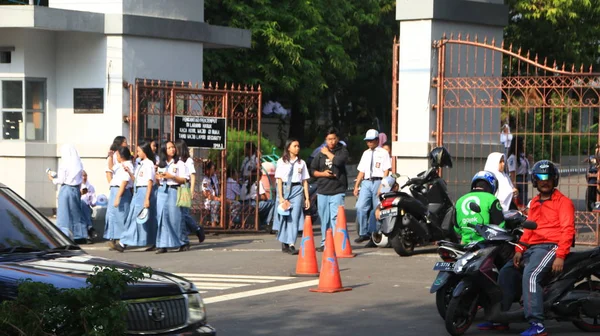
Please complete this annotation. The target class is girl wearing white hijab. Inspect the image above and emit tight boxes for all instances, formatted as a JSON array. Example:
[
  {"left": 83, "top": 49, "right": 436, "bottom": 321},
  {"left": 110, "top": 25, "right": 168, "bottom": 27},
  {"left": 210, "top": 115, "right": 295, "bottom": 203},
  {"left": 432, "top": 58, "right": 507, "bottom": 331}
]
[
  {"left": 484, "top": 152, "right": 518, "bottom": 212},
  {"left": 48, "top": 144, "right": 88, "bottom": 242}
]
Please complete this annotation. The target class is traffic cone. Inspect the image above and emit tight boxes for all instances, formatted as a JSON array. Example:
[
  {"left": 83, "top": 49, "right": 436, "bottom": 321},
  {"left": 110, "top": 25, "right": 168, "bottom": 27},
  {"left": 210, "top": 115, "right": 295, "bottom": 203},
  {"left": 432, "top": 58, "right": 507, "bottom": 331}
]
[
  {"left": 334, "top": 205, "right": 356, "bottom": 258},
  {"left": 310, "top": 228, "right": 352, "bottom": 293},
  {"left": 291, "top": 216, "right": 319, "bottom": 277}
]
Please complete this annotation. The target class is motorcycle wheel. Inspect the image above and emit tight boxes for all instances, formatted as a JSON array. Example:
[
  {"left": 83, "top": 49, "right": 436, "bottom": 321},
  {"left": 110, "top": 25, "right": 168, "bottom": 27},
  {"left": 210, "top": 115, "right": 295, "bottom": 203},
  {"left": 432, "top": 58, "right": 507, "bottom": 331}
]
[
  {"left": 436, "top": 280, "right": 458, "bottom": 319},
  {"left": 445, "top": 292, "right": 479, "bottom": 336},
  {"left": 390, "top": 228, "right": 414, "bottom": 256},
  {"left": 573, "top": 281, "right": 600, "bottom": 332},
  {"left": 586, "top": 186, "right": 597, "bottom": 212},
  {"left": 371, "top": 231, "right": 390, "bottom": 248}
]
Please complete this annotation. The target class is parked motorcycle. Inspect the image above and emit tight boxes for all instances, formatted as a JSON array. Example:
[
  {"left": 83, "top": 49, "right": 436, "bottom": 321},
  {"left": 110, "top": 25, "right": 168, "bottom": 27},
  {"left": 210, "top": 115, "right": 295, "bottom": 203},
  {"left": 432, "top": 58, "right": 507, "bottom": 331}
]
[
  {"left": 585, "top": 152, "right": 599, "bottom": 211},
  {"left": 378, "top": 166, "right": 456, "bottom": 256},
  {"left": 444, "top": 204, "right": 600, "bottom": 336},
  {"left": 430, "top": 209, "right": 529, "bottom": 319}
]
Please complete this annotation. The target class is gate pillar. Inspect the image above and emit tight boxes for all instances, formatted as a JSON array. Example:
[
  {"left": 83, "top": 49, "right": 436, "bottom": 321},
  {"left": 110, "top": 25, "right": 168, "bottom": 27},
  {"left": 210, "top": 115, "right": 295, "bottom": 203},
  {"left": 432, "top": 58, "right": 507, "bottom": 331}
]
[{"left": 393, "top": 0, "right": 507, "bottom": 181}]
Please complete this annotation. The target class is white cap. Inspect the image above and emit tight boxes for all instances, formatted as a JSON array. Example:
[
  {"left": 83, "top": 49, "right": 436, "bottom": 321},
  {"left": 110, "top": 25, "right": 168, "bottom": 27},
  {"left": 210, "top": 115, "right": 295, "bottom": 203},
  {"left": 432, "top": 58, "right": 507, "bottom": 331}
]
[{"left": 364, "top": 129, "right": 379, "bottom": 141}]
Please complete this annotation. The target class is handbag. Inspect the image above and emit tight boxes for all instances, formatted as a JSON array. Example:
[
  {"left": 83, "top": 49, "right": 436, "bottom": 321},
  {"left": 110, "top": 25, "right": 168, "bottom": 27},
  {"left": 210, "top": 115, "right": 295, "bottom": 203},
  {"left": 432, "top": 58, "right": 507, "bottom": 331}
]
[{"left": 176, "top": 182, "right": 193, "bottom": 208}]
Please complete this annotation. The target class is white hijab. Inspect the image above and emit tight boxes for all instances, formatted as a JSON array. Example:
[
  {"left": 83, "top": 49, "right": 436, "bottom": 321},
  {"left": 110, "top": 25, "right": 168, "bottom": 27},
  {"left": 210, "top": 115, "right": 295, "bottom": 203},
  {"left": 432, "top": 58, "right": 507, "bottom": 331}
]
[
  {"left": 484, "top": 152, "right": 514, "bottom": 212},
  {"left": 60, "top": 144, "right": 84, "bottom": 184}
]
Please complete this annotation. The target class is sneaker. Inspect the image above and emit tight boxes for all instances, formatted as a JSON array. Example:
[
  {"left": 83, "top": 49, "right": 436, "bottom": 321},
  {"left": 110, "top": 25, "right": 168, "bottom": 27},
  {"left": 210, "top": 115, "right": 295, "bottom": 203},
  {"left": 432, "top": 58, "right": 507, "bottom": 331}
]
[
  {"left": 316, "top": 246, "right": 324, "bottom": 252},
  {"left": 354, "top": 235, "right": 370, "bottom": 243},
  {"left": 520, "top": 322, "right": 547, "bottom": 336},
  {"left": 477, "top": 322, "right": 509, "bottom": 331}
]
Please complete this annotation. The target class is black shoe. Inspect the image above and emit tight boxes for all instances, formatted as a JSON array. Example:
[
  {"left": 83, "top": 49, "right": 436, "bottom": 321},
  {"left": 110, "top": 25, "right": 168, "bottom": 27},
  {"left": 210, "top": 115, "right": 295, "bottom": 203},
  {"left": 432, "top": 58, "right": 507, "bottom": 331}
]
[
  {"left": 178, "top": 243, "right": 191, "bottom": 252},
  {"left": 316, "top": 246, "right": 324, "bottom": 252},
  {"left": 364, "top": 239, "right": 377, "bottom": 248},
  {"left": 145, "top": 245, "right": 156, "bottom": 252},
  {"left": 86, "top": 239, "right": 94, "bottom": 245},
  {"left": 288, "top": 246, "right": 299, "bottom": 255},
  {"left": 196, "top": 227, "right": 206, "bottom": 243},
  {"left": 155, "top": 248, "right": 167, "bottom": 254},
  {"left": 354, "top": 235, "right": 370, "bottom": 243},
  {"left": 88, "top": 228, "right": 98, "bottom": 239},
  {"left": 113, "top": 243, "right": 125, "bottom": 253},
  {"left": 281, "top": 243, "right": 290, "bottom": 254}
]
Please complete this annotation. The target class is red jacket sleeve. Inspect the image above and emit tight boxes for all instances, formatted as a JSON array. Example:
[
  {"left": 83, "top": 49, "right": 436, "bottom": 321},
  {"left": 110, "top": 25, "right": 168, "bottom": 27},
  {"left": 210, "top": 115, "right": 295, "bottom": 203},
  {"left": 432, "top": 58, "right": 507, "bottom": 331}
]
[
  {"left": 556, "top": 197, "right": 575, "bottom": 259},
  {"left": 516, "top": 226, "right": 532, "bottom": 254}
]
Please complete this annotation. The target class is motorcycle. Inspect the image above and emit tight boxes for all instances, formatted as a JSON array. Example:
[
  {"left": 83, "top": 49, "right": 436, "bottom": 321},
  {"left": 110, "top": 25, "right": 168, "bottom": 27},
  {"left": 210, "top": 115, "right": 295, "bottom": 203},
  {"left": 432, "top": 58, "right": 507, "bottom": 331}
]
[
  {"left": 444, "top": 204, "right": 600, "bottom": 336},
  {"left": 378, "top": 165, "right": 456, "bottom": 256},
  {"left": 430, "top": 209, "right": 529, "bottom": 319},
  {"left": 586, "top": 152, "right": 599, "bottom": 211}
]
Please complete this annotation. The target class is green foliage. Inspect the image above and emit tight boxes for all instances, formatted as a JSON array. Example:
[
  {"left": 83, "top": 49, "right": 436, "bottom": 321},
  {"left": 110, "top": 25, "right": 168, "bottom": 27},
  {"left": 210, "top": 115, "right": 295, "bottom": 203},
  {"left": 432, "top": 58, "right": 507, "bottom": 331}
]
[
  {"left": 0, "top": 266, "right": 152, "bottom": 336},
  {"left": 208, "top": 127, "right": 280, "bottom": 167}
]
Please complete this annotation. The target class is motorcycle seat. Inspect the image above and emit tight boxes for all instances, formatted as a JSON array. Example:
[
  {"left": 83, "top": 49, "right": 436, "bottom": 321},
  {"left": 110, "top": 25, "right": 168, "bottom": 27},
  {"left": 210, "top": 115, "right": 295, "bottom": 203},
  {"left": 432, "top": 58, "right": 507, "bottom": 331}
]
[
  {"left": 437, "top": 240, "right": 465, "bottom": 251},
  {"left": 563, "top": 247, "right": 600, "bottom": 270}
]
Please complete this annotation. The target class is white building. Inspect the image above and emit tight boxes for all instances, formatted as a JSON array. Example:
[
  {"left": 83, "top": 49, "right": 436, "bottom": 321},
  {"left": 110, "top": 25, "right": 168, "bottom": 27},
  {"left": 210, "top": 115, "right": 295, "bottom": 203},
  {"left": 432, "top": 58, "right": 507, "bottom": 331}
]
[{"left": 0, "top": 0, "right": 250, "bottom": 212}]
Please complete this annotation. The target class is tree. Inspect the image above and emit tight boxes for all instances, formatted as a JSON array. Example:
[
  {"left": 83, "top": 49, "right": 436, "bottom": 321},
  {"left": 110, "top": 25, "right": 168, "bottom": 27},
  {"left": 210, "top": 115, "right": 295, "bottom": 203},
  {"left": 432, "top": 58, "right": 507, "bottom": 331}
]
[{"left": 203, "top": 0, "right": 394, "bottom": 144}]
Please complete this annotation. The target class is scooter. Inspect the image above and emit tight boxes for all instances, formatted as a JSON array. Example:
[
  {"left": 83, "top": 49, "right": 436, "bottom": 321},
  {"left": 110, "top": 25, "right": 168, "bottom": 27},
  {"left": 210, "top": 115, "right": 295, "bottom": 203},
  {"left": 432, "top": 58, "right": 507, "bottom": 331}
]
[
  {"left": 444, "top": 204, "right": 600, "bottom": 336},
  {"left": 585, "top": 150, "right": 599, "bottom": 211}
]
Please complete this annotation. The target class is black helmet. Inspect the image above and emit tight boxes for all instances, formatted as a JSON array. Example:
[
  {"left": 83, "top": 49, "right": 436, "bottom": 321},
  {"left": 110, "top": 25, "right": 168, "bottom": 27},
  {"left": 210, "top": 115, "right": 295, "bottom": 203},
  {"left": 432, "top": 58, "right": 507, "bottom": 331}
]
[
  {"left": 531, "top": 160, "right": 559, "bottom": 188},
  {"left": 429, "top": 146, "right": 453, "bottom": 168}
]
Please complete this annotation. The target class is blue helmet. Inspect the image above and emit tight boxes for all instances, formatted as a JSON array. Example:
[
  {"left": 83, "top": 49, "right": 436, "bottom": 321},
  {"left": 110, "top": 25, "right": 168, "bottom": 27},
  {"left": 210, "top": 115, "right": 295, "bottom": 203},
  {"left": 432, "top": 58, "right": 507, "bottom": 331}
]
[{"left": 471, "top": 170, "right": 498, "bottom": 194}]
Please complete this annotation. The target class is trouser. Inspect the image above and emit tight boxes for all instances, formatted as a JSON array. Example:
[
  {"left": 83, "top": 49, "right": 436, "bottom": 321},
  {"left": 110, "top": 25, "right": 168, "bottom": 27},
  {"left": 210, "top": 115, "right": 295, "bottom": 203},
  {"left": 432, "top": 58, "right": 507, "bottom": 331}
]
[
  {"left": 316, "top": 193, "right": 345, "bottom": 246},
  {"left": 356, "top": 179, "right": 381, "bottom": 236},
  {"left": 498, "top": 243, "right": 558, "bottom": 322}
]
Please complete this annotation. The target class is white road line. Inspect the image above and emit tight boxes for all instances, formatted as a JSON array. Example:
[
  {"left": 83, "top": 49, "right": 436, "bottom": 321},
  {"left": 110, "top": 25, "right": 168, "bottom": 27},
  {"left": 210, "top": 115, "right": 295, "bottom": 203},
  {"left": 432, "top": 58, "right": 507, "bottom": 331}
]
[
  {"left": 181, "top": 278, "right": 275, "bottom": 284},
  {"left": 204, "top": 279, "right": 320, "bottom": 304},
  {"left": 194, "top": 285, "right": 250, "bottom": 290},
  {"left": 190, "top": 282, "right": 250, "bottom": 288},
  {"left": 176, "top": 273, "right": 293, "bottom": 280}
]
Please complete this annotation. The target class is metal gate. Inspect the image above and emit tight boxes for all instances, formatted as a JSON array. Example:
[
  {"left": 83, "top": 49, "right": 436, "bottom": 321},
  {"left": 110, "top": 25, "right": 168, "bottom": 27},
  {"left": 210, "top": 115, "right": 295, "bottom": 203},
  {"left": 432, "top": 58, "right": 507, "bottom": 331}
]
[
  {"left": 428, "top": 35, "right": 600, "bottom": 245},
  {"left": 132, "top": 79, "right": 263, "bottom": 232}
]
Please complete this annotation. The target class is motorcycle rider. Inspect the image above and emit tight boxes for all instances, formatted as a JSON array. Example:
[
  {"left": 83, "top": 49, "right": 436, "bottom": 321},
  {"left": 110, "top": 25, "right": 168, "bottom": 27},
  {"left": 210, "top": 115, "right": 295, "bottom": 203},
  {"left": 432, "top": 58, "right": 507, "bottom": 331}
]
[
  {"left": 454, "top": 171, "right": 505, "bottom": 244},
  {"left": 478, "top": 160, "right": 575, "bottom": 336}
]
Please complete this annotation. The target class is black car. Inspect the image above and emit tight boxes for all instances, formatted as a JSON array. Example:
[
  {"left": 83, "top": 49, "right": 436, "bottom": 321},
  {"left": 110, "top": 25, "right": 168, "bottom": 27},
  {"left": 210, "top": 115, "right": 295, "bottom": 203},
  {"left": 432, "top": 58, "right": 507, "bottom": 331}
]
[{"left": 0, "top": 183, "right": 215, "bottom": 335}]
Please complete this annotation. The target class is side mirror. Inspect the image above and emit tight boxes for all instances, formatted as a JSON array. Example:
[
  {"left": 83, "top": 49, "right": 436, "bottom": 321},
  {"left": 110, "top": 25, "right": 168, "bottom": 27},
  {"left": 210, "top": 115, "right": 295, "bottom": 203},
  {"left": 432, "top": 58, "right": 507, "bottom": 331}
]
[
  {"left": 522, "top": 221, "right": 537, "bottom": 230},
  {"left": 469, "top": 202, "right": 482, "bottom": 214}
]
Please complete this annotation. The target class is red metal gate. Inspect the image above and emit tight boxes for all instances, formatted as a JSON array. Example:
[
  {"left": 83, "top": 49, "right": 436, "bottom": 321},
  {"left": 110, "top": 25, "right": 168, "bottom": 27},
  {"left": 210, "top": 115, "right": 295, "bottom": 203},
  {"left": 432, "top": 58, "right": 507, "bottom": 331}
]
[
  {"left": 132, "top": 79, "right": 263, "bottom": 232},
  {"left": 429, "top": 35, "right": 600, "bottom": 245}
]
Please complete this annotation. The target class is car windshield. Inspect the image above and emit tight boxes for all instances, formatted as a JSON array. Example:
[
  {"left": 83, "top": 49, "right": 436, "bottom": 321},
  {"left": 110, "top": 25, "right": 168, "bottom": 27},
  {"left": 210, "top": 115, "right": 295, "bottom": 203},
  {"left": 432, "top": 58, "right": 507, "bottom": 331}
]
[{"left": 0, "top": 187, "right": 73, "bottom": 252}]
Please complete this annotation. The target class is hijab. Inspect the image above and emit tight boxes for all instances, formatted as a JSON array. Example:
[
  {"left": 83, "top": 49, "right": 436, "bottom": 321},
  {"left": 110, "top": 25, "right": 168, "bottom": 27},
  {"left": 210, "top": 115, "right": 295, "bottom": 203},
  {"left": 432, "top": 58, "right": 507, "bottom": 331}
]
[
  {"left": 484, "top": 152, "right": 514, "bottom": 212},
  {"left": 60, "top": 144, "right": 84, "bottom": 184}
]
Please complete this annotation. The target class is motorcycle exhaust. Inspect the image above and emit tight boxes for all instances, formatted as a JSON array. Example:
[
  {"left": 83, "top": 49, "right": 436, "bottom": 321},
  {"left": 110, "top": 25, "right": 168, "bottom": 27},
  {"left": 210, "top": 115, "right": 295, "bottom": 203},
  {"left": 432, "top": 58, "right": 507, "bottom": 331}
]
[{"left": 402, "top": 213, "right": 430, "bottom": 241}]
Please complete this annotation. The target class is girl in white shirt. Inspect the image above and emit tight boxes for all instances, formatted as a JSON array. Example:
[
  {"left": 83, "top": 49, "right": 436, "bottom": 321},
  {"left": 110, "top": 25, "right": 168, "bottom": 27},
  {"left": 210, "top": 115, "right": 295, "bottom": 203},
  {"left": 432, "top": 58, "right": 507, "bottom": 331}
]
[
  {"left": 80, "top": 170, "right": 97, "bottom": 241},
  {"left": 273, "top": 139, "right": 310, "bottom": 255},
  {"left": 484, "top": 152, "right": 518, "bottom": 212},
  {"left": 154, "top": 141, "right": 189, "bottom": 254},
  {"left": 176, "top": 139, "right": 205, "bottom": 246},
  {"left": 116, "top": 141, "right": 157, "bottom": 251},
  {"left": 104, "top": 147, "right": 134, "bottom": 249},
  {"left": 48, "top": 144, "right": 88, "bottom": 242},
  {"left": 105, "top": 136, "right": 127, "bottom": 184}
]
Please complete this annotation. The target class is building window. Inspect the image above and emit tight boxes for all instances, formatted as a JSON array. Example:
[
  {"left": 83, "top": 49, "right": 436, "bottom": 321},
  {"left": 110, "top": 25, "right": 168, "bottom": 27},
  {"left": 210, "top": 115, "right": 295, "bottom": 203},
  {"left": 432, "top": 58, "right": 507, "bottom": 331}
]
[
  {"left": 1, "top": 79, "right": 46, "bottom": 141},
  {"left": 0, "top": 51, "right": 10, "bottom": 64}
]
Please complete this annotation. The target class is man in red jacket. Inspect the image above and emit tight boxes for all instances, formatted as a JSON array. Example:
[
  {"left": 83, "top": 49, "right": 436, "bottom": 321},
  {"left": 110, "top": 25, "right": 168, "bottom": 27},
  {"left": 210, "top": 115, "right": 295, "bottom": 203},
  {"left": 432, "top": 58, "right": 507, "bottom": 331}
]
[{"left": 478, "top": 160, "right": 575, "bottom": 336}]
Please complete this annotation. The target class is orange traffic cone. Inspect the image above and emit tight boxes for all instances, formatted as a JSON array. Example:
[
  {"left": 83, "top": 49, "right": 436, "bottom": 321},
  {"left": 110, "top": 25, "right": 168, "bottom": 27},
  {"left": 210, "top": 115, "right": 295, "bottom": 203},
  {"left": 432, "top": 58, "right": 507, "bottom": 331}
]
[
  {"left": 291, "top": 216, "right": 319, "bottom": 277},
  {"left": 334, "top": 205, "right": 356, "bottom": 258},
  {"left": 310, "top": 228, "right": 352, "bottom": 293}
]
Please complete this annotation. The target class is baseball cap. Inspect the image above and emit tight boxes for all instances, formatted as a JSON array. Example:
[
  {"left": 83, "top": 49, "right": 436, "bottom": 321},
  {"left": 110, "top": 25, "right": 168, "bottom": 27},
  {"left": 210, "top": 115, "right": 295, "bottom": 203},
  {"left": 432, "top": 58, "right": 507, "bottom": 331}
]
[{"left": 364, "top": 129, "right": 379, "bottom": 141}]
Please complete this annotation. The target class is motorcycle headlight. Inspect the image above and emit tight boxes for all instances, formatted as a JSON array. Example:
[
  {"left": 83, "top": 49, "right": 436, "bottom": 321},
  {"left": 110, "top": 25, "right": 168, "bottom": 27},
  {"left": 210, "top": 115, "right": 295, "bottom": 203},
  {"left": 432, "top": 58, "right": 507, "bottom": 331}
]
[{"left": 186, "top": 293, "right": 207, "bottom": 324}]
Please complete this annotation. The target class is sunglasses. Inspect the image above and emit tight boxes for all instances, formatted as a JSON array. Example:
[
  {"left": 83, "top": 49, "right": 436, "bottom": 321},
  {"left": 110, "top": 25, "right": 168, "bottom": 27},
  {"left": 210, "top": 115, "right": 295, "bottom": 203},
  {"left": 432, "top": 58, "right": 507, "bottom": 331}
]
[{"left": 535, "top": 174, "right": 551, "bottom": 181}]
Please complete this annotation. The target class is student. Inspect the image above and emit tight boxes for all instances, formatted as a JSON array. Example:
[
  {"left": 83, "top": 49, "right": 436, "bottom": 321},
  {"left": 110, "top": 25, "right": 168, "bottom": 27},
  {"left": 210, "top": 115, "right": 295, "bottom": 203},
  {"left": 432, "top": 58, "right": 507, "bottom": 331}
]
[
  {"left": 104, "top": 147, "right": 134, "bottom": 250},
  {"left": 176, "top": 139, "right": 205, "bottom": 246},
  {"left": 114, "top": 141, "right": 156, "bottom": 252},
  {"left": 226, "top": 166, "right": 241, "bottom": 201},
  {"left": 240, "top": 142, "right": 259, "bottom": 182},
  {"left": 80, "top": 170, "right": 97, "bottom": 243},
  {"left": 105, "top": 136, "right": 127, "bottom": 183},
  {"left": 241, "top": 171, "right": 275, "bottom": 229},
  {"left": 484, "top": 152, "right": 518, "bottom": 211},
  {"left": 48, "top": 144, "right": 88, "bottom": 243},
  {"left": 273, "top": 139, "right": 311, "bottom": 255}
]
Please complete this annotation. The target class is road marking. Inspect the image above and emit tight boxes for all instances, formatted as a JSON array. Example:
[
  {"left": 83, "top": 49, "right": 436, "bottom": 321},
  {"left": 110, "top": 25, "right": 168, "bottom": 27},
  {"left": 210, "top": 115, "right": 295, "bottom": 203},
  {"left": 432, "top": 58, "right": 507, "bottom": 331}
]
[
  {"left": 177, "top": 273, "right": 293, "bottom": 280},
  {"left": 203, "top": 279, "right": 320, "bottom": 304},
  {"left": 174, "top": 273, "right": 294, "bottom": 294}
]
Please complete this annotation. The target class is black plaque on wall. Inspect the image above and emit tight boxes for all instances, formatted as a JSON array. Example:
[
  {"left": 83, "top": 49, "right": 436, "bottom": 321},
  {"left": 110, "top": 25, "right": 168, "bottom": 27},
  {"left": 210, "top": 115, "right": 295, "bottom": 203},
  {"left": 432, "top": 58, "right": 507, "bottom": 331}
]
[
  {"left": 74, "top": 88, "right": 104, "bottom": 114},
  {"left": 174, "top": 115, "right": 226, "bottom": 149}
]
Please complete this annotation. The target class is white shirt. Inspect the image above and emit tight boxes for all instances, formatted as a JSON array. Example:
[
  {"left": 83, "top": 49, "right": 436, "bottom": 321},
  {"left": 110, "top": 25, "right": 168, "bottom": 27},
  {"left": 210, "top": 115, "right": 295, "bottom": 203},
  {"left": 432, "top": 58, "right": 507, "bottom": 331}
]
[
  {"left": 507, "top": 154, "right": 529, "bottom": 176},
  {"left": 241, "top": 155, "right": 259, "bottom": 178},
  {"left": 110, "top": 161, "right": 134, "bottom": 188},
  {"left": 81, "top": 182, "right": 97, "bottom": 206},
  {"left": 202, "top": 174, "right": 220, "bottom": 208},
  {"left": 226, "top": 177, "right": 240, "bottom": 200},
  {"left": 274, "top": 158, "right": 310, "bottom": 183},
  {"left": 105, "top": 152, "right": 119, "bottom": 173},
  {"left": 160, "top": 159, "right": 189, "bottom": 186},
  {"left": 135, "top": 158, "right": 156, "bottom": 187},
  {"left": 357, "top": 147, "right": 392, "bottom": 179},
  {"left": 184, "top": 157, "right": 196, "bottom": 175},
  {"left": 240, "top": 180, "right": 267, "bottom": 201}
]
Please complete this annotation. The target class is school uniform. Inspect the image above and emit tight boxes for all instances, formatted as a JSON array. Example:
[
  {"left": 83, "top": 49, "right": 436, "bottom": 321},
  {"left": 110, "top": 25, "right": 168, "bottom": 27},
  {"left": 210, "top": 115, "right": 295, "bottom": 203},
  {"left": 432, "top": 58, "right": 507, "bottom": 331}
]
[
  {"left": 356, "top": 147, "right": 391, "bottom": 237},
  {"left": 226, "top": 177, "right": 241, "bottom": 201},
  {"left": 240, "top": 154, "right": 258, "bottom": 180},
  {"left": 241, "top": 179, "right": 275, "bottom": 227},
  {"left": 53, "top": 144, "right": 88, "bottom": 240},
  {"left": 104, "top": 161, "right": 133, "bottom": 240},
  {"left": 120, "top": 158, "right": 156, "bottom": 247},
  {"left": 80, "top": 181, "right": 96, "bottom": 230},
  {"left": 156, "top": 159, "right": 188, "bottom": 249},
  {"left": 507, "top": 153, "right": 530, "bottom": 206},
  {"left": 273, "top": 158, "right": 310, "bottom": 245},
  {"left": 181, "top": 157, "right": 200, "bottom": 244}
]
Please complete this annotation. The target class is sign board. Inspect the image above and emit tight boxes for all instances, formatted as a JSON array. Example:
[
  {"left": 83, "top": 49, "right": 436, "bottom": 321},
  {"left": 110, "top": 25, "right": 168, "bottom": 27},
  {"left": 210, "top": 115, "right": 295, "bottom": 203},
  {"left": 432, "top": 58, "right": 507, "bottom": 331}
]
[
  {"left": 174, "top": 115, "right": 226, "bottom": 149},
  {"left": 73, "top": 88, "right": 104, "bottom": 114}
]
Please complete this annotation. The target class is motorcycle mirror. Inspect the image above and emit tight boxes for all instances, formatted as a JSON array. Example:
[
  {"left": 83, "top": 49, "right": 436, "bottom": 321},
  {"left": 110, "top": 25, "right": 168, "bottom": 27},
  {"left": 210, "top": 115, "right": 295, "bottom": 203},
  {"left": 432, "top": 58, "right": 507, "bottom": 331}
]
[
  {"left": 522, "top": 221, "right": 537, "bottom": 230},
  {"left": 469, "top": 202, "right": 482, "bottom": 214}
]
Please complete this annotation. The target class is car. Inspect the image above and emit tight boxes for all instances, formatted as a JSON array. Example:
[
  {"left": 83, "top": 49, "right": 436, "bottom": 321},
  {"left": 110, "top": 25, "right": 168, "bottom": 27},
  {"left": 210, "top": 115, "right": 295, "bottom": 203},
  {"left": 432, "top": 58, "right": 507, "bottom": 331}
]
[{"left": 0, "top": 183, "right": 215, "bottom": 335}]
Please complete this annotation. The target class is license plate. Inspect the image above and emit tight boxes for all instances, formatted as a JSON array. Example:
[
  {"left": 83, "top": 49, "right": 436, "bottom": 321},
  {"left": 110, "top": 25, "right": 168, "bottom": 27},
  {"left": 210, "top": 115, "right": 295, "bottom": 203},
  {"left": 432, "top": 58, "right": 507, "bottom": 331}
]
[
  {"left": 379, "top": 207, "right": 398, "bottom": 219},
  {"left": 433, "top": 262, "right": 455, "bottom": 271}
]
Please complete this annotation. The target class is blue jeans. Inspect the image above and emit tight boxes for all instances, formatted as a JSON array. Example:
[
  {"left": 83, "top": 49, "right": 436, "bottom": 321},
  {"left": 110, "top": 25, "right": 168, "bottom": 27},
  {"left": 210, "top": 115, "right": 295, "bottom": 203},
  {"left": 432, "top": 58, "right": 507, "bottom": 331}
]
[
  {"left": 498, "top": 244, "right": 558, "bottom": 322},
  {"left": 356, "top": 179, "right": 381, "bottom": 236},
  {"left": 317, "top": 193, "right": 345, "bottom": 246}
]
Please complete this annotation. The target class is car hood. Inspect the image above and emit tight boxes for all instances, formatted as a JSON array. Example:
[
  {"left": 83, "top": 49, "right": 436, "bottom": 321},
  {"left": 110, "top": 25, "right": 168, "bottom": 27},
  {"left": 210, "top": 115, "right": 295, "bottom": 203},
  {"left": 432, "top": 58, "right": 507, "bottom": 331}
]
[{"left": 0, "top": 251, "right": 194, "bottom": 300}]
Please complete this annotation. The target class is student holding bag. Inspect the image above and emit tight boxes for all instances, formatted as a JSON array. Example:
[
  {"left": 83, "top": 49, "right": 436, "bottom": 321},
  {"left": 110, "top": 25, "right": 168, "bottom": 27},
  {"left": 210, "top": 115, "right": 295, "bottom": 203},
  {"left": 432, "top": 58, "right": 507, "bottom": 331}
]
[{"left": 273, "top": 139, "right": 310, "bottom": 255}]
